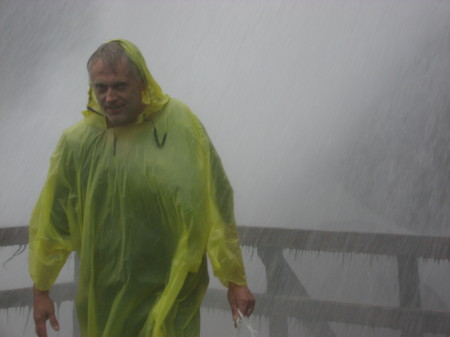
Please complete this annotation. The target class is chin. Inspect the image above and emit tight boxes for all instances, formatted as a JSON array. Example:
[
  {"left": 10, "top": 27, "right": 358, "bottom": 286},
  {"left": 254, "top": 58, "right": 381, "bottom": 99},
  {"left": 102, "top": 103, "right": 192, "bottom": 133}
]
[{"left": 108, "top": 115, "right": 126, "bottom": 125}]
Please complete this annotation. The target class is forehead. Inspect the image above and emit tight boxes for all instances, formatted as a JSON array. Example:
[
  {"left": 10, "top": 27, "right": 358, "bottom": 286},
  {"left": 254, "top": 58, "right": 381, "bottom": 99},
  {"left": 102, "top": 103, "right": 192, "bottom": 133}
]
[{"left": 89, "top": 57, "right": 134, "bottom": 82}]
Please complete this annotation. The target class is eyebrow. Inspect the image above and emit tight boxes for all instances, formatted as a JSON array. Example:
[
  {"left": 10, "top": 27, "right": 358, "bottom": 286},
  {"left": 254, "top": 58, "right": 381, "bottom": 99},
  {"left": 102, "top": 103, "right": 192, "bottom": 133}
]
[{"left": 93, "top": 81, "right": 128, "bottom": 87}]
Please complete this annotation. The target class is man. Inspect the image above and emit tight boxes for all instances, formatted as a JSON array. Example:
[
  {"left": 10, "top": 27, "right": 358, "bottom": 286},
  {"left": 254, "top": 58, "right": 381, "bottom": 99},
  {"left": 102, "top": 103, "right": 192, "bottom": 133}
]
[{"left": 30, "top": 39, "right": 255, "bottom": 337}]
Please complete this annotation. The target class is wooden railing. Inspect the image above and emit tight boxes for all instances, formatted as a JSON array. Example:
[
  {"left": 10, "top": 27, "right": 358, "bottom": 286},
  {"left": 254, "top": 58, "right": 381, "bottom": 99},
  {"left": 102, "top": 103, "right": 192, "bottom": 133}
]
[
  {"left": 232, "top": 227, "right": 450, "bottom": 337},
  {"left": 1, "top": 225, "right": 450, "bottom": 336}
]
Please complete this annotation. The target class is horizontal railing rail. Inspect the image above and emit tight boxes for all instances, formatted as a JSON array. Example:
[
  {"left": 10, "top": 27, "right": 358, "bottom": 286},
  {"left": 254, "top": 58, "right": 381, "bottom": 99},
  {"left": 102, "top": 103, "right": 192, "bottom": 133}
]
[
  {"left": 2, "top": 225, "right": 449, "bottom": 259},
  {"left": 0, "top": 282, "right": 75, "bottom": 309},
  {"left": 237, "top": 226, "right": 450, "bottom": 260},
  {"left": 0, "top": 226, "right": 28, "bottom": 247},
  {"left": 203, "top": 289, "right": 450, "bottom": 335}
]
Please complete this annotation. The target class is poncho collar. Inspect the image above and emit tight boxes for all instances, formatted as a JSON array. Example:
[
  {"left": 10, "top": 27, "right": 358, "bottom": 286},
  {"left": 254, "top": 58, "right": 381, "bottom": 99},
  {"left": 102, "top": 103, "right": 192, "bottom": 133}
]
[{"left": 83, "top": 39, "right": 169, "bottom": 125}]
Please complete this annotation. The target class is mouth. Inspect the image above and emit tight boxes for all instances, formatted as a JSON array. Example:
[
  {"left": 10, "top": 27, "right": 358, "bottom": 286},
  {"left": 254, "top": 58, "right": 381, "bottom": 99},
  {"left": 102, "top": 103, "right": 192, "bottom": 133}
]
[{"left": 105, "top": 105, "right": 124, "bottom": 114}]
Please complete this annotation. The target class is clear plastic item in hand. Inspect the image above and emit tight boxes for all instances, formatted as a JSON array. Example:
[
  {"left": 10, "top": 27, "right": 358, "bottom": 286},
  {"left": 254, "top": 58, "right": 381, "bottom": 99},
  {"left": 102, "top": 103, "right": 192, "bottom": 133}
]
[{"left": 235, "top": 309, "right": 257, "bottom": 337}]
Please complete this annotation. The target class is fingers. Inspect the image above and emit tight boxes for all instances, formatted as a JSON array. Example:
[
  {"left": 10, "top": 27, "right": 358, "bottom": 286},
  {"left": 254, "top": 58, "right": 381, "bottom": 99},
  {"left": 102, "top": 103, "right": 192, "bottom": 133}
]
[
  {"left": 34, "top": 312, "right": 60, "bottom": 337},
  {"left": 33, "top": 288, "right": 59, "bottom": 337},
  {"left": 231, "top": 302, "right": 239, "bottom": 322},
  {"left": 35, "top": 316, "right": 48, "bottom": 337},
  {"left": 235, "top": 291, "right": 255, "bottom": 318},
  {"left": 237, "top": 300, "right": 254, "bottom": 317},
  {"left": 245, "top": 294, "right": 256, "bottom": 316},
  {"left": 227, "top": 283, "right": 256, "bottom": 324},
  {"left": 49, "top": 312, "right": 60, "bottom": 331},
  {"left": 242, "top": 305, "right": 253, "bottom": 317}
]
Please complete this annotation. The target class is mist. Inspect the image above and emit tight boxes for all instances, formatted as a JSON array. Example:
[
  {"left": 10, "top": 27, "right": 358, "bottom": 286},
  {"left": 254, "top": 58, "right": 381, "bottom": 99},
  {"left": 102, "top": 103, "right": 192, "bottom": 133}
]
[{"left": 1, "top": 1, "right": 450, "bottom": 336}]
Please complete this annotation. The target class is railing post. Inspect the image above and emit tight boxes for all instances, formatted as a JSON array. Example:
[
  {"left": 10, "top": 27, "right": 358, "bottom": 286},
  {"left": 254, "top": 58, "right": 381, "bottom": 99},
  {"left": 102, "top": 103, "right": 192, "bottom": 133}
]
[
  {"left": 257, "top": 247, "right": 337, "bottom": 337},
  {"left": 258, "top": 247, "right": 289, "bottom": 337},
  {"left": 397, "top": 255, "right": 422, "bottom": 337}
]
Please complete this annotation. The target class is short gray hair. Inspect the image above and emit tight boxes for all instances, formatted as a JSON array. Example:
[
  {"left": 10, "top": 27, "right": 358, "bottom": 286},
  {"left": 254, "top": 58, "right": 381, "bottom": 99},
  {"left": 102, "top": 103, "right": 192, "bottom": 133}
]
[{"left": 87, "top": 41, "right": 141, "bottom": 80}]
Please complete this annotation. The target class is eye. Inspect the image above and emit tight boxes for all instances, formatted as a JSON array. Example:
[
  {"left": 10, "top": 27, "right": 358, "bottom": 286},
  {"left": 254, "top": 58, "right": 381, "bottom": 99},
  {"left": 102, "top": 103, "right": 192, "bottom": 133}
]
[
  {"left": 114, "top": 83, "right": 127, "bottom": 91},
  {"left": 94, "top": 84, "right": 107, "bottom": 92}
]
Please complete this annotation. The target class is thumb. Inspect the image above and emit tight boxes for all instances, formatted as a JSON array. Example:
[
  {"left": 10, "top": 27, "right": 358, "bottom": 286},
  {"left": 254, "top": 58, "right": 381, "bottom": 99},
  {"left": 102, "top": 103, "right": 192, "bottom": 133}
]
[
  {"left": 230, "top": 301, "right": 240, "bottom": 323},
  {"left": 232, "top": 306, "right": 238, "bottom": 321},
  {"left": 232, "top": 306, "right": 239, "bottom": 328},
  {"left": 48, "top": 312, "right": 60, "bottom": 331}
]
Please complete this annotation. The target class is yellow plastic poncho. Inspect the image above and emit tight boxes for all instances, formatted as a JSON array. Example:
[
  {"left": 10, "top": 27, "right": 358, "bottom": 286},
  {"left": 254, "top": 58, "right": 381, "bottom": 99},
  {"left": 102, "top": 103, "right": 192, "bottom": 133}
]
[{"left": 29, "top": 39, "right": 246, "bottom": 337}]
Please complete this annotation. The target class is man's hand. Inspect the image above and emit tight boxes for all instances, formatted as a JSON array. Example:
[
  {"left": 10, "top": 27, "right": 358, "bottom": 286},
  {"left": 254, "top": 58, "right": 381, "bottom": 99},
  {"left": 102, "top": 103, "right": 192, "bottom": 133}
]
[
  {"left": 227, "top": 282, "right": 256, "bottom": 322},
  {"left": 33, "top": 285, "right": 60, "bottom": 337}
]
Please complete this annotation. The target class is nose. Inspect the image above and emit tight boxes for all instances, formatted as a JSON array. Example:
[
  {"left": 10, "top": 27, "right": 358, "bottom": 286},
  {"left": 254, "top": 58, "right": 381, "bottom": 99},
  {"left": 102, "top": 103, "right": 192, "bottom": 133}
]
[{"left": 105, "top": 87, "right": 118, "bottom": 103}]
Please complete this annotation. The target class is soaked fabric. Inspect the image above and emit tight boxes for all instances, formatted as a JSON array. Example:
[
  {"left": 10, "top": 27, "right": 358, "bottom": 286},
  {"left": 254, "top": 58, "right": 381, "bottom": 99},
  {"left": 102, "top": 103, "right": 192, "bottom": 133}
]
[{"left": 29, "top": 39, "right": 246, "bottom": 337}]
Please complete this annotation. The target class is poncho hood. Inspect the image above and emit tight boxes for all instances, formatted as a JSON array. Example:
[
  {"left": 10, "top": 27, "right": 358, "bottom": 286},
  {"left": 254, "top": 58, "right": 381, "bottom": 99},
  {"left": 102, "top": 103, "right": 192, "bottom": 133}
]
[{"left": 83, "top": 39, "right": 169, "bottom": 123}]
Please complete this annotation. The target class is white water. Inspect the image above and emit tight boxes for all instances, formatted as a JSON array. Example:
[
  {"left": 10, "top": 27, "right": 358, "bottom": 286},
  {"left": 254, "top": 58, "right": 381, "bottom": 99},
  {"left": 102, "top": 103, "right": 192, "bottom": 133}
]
[{"left": 1, "top": 1, "right": 450, "bottom": 336}]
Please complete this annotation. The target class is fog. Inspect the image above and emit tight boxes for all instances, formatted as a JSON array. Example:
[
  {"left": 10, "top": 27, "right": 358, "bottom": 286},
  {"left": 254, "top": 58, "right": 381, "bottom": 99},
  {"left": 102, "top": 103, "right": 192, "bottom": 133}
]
[{"left": 1, "top": 1, "right": 450, "bottom": 336}]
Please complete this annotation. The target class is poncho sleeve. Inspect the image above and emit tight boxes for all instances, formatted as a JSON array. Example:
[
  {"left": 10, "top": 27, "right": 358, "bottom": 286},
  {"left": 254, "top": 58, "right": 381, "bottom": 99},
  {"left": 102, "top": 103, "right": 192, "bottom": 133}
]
[
  {"left": 205, "top": 132, "right": 247, "bottom": 287},
  {"left": 29, "top": 134, "right": 75, "bottom": 291}
]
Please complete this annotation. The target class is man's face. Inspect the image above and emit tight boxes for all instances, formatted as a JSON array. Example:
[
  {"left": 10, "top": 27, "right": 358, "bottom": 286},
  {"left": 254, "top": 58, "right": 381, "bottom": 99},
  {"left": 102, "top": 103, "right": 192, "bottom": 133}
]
[{"left": 89, "top": 57, "right": 145, "bottom": 127}]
